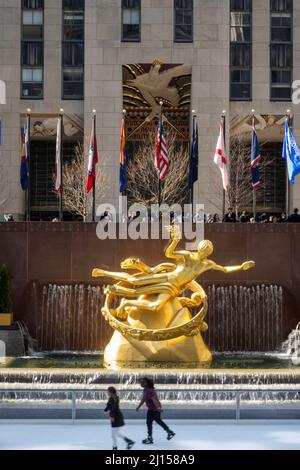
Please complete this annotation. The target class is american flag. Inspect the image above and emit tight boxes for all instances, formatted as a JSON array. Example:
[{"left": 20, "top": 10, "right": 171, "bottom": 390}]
[{"left": 155, "top": 114, "right": 169, "bottom": 181}]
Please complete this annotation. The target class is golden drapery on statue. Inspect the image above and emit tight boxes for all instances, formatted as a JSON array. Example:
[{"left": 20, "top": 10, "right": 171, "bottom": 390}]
[{"left": 93, "top": 226, "right": 255, "bottom": 369}]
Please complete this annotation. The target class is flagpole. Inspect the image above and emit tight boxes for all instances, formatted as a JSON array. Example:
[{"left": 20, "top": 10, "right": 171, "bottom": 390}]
[
  {"left": 122, "top": 109, "right": 127, "bottom": 197},
  {"left": 26, "top": 109, "right": 31, "bottom": 222},
  {"left": 286, "top": 109, "right": 291, "bottom": 216},
  {"left": 92, "top": 110, "right": 96, "bottom": 222},
  {"left": 252, "top": 109, "right": 257, "bottom": 219},
  {"left": 158, "top": 100, "right": 163, "bottom": 209},
  {"left": 190, "top": 110, "right": 196, "bottom": 207},
  {"left": 222, "top": 110, "right": 226, "bottom": 219},
  {"left": 59, "top": 109, "right": 64, "bottom": 222}
]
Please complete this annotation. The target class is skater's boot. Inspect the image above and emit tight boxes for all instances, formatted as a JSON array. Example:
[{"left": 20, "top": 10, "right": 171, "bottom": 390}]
[
  {"left": 124, "top": 437, "right": 135, "bottom": 450},
  {"left": 112, "top": 446, "right": 118, "bottom": 450},
  {"left": 167, "top": 430, "right": 175, "bottom": 441},
  {"left": 142, "top": 436, "right": 153, "bottom": 444}
]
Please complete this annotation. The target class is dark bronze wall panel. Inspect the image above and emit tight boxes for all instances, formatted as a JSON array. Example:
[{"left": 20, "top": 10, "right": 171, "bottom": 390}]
[{"left": 0, "top": 222, "right": 299, "bottom": 351}]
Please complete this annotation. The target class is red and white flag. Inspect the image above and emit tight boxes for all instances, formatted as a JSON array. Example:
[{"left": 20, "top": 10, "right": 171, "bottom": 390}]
[
  {"left": 155, "top": 115, "right": 169, "bottom": 181},
  {"left": 214, "top": 122, "right": 229, "bottom": 192},
  {"left": 55, "top": 116, "right": 62, "bottom": 192},
  {"left": 86, "top": 120, "right": 98, "bottom": 193}
]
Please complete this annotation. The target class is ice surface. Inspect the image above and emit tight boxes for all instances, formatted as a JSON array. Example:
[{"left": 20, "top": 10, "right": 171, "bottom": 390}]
[{"left": 0, "top": 422, "right": 299, "bottom": 450}]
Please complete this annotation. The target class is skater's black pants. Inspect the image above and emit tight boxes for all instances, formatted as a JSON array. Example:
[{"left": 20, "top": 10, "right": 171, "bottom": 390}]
[{"left": 147, "top": 410, "right": 170, "bottom": 437}]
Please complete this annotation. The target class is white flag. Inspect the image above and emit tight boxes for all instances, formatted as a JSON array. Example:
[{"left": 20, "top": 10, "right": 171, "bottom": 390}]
[
  {"left": 214, "top": 122, "right": 229, "bottom": 192},
  {"left": 55, "top": 117, "right": 62, "bottom": 192}
]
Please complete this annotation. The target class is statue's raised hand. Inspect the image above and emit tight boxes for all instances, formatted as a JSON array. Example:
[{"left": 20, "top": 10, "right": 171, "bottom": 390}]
[
  {"left": 92, "top": 268, "right": 105, "bottom": 278},
  {"left": 165, "top": 224, "right": 181, "bottom": 240},
  {"left": 242, "top": 261, "right": 255, "bottom": 271}
]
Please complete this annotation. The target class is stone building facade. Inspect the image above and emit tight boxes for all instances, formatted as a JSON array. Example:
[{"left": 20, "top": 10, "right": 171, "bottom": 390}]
[{"left": 0, "top": 0, "right": 300, "bottom": 220}]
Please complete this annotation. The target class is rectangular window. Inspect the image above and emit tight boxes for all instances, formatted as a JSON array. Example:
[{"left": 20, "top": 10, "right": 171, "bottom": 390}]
[
  {"left": 63, "top": 43, "right": 84, "bottom": 66},
  {"left": 22, "top": 0, "right": 44, "bottom": 8},
  {"left": 62, "top": 0, "right": 84, "bottom": 99},
  {"left": 230, "top": 0, "right": 252, "bottom": 100},
  {"left": 23, "top": 10, "right": 43, "bottom": 25},
  {"left": 122, "top": 0, "right": 141, "bottom": 42},
  {"left": 21, "top": 0, "right": 44, "bottom": 99},
  {"left": 271, "top": 0, "right": 292, "bottom": 12},
  {"left": 174, "top": 0, "right": 193, "bottom": 43},
  {"left": 270, "top": 0, "right": 293, "bottom": 100},
  {"left": 22, "top": 42, "right": 43, "bottom": 65},
  {"left": 230, "top": 12, "right": 251, "bottom": 42},
  {"left": 63, "top": 68, "right": 84, "bottom": 98}
]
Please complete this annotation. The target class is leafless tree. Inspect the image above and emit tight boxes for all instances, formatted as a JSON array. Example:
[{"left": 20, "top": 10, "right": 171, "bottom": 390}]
[
  {"left": 62, "top": 143, "right": 108, "bottom": 220},
  {"left": 127, "top": 127, "right": 189, "bottom": 207},
  {"left": 227, "top": 133, "right": 276, "bottom": 215}
]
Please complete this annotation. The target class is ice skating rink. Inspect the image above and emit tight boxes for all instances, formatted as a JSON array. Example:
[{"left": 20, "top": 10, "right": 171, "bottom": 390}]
[{"left": 0, "top": 421, "right": 300, "bottom": 450}]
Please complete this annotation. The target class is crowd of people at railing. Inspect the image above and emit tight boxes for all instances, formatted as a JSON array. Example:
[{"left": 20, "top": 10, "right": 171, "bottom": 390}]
[
  {"left": 97, "top": 208, "right": 300, "bottom": 224},
  {"left": 193, "top": 207, "right": 300, "bottom": 224},
  {"left": 2, "top": 208, "right": 300, "bottom": 224}
]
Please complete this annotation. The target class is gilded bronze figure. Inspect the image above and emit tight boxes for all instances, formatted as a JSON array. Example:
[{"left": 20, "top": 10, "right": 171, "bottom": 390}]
[{"left": 93, "top": 226, "right": 255, "bottom": 368}]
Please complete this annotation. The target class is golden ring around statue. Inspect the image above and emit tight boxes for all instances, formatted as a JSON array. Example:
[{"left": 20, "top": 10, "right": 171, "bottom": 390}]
[{"left": 101, "top": 282, "right": 208, "bottom": 342}]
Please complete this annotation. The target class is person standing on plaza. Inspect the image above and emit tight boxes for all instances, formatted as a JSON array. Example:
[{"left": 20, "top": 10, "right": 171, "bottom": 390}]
[
  {"left": 289, "top": 208, "right": 300, "bottom": 222},
  {"left": 278, "top": 212, "right": 288, "bottom": 223},
  {"left": 223, "top": 207, "right": 237, "bottom": 222},
  {"left": 136, "top": 377, "right": 175, "bottom": 445},
  {"left": 104, "top": 386, "right": 135, "bottom": 451},
  {"left": 193, "top": 209, "right": 206, "bottom": 223},
  {"left": 239, "top": 211, "right": 249, "bottom": 223},
  {"left": 213, "top": 213, "right": 221, "bottom": 223}
]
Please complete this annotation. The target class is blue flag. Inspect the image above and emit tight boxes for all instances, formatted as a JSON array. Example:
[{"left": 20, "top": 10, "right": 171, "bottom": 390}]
[
  {"left": 282, "top": 120, "right": 300, "bottom": 184},
  {"left": 188, "top": 120, "right": 198, "bottom": 189},
  {"left": 251, "top": 126, "right": 261, "bottom": 188},
  {"left": 20, "top": 119, "right": 29, "bottom": 191}
]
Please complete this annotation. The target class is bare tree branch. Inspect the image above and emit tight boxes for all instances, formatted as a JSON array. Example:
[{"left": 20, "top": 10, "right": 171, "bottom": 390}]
[
  {"left": 61, "top": 143, "right": 108, "bottom": 220},
  {"left": 127, "top": 127, "right": 189, "bottom": 207},
  {"left": 227, "top": 133, "right": 276, "bottom": 215}
]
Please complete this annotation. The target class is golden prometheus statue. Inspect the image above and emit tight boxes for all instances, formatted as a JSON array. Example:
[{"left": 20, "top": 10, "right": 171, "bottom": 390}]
[{"left": 93, "top": 226, "right": 255, "bottom": 369}]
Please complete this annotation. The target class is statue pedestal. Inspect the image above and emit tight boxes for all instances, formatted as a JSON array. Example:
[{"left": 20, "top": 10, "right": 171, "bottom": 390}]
[{"left": 104, "top": 300, "right": 212, "bottom": 369}]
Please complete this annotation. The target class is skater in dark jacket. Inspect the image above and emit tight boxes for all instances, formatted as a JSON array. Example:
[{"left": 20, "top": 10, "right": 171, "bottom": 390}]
[
  {"left": 136, "top": 377, "right": 175, "bottom": 445},
  {"left": 104, "top": 387, "right": 135, "bottom": 450}
]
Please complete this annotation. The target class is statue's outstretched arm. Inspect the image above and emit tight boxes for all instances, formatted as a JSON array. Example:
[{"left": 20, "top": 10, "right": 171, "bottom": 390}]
[{"left": 210, "top": 260, "right": 255, "bottom": 274}]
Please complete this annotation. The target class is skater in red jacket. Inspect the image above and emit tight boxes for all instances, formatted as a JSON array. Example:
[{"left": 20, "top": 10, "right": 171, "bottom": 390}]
[{"left": 136, "top": 377, "right": 175, "bottom": 445}]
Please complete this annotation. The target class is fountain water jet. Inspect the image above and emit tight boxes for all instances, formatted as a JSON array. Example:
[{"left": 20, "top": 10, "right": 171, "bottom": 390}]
[
  {"left": 34, "top": 283, "right": 110, "bottom": 351},
  {"left": 202, "top": 285, "right": 283, "bottom": 352},
  {"left": 281, "top": 322, "right": 300, "bottom": 364},
  {"left": 32, "top": 283, "right": 284, "bottom": 353}
]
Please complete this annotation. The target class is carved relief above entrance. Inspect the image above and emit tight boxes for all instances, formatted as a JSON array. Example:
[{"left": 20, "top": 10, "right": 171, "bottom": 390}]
[{"left": 123, "top": 60, "right": 192, "bottom": 141}]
